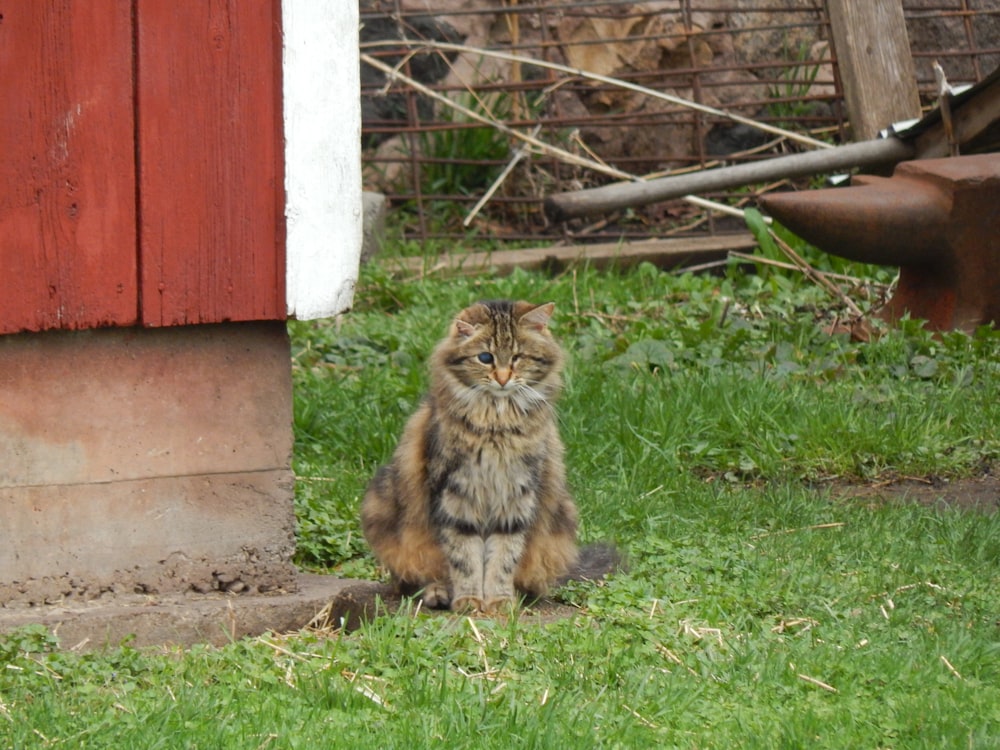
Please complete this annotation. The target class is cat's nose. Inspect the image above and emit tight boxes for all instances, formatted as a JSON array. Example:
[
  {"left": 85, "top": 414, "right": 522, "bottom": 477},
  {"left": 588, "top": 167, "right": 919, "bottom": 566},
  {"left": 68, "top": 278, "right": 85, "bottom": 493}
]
[{"left": 495, "top": 368, "right": 512, "bottom": 386}]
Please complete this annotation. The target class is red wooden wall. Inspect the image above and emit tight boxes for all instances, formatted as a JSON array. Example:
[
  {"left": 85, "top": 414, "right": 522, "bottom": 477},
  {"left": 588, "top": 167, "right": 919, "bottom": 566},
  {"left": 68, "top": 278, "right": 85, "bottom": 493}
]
[
  {"left": 0, "top": 4, "right": 138, "bottom": 333},
  {"left": 0, "top": 1, "right": 285, "bottom": 335}
]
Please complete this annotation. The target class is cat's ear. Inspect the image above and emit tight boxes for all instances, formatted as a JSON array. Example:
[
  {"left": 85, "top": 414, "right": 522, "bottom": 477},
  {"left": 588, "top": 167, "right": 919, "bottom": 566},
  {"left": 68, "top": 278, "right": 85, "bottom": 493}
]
[
  {"left": 455, "top": 318, "right": 477, "bottom": 338},
  {"left": 518, "top": 302, "right": 555, "bottom": 331},
  {"left": 454, "top": 303, "right": 489, "bottom": 337}
]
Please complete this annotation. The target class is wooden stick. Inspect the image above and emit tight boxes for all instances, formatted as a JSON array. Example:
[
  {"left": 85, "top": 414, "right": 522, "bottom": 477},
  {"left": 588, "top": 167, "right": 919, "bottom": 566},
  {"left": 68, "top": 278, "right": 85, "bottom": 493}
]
[
  {"left": 940, "top": 655, "right": 963, "bottom": 680},
  {"left": 463, "top": 124, "right": 541, "bottom": 227},
  {"left": 933, "top": 61, "right": 959, "bottom": 157},
  {"left": 797, "top": 673, "right": 838, "bottom": 693},
  {"left": 728, "top": 251, "right": 873, "bottom": 284},
  {"left": 768, "top": 233, "right": 866, "bottom": 318}
]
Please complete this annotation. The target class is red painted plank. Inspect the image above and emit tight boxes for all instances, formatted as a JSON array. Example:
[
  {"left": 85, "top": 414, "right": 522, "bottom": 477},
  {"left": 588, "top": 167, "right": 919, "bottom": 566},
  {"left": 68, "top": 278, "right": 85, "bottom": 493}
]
[
  {"left": 0, "top": 3, "right": 138, "bottom": 334},
  {"left": 136, "top": 0, "right": 286, "bottom": 326}
]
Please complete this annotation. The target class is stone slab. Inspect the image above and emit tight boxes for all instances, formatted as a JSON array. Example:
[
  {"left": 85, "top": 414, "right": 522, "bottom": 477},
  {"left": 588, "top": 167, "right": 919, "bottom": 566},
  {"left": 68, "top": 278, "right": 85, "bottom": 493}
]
[
  {"left": 0, "top": 574, "right": 372, "bottom": 650},
  {"left": 0, "top": 574, "right": 585, "bottom": 651}
]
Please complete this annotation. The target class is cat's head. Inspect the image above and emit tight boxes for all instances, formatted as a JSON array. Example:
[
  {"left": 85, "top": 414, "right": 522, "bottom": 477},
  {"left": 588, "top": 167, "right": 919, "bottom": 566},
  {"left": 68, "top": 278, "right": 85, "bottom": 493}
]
[{"left": 432, "top": 300, "right": 564, "bottom": 407}]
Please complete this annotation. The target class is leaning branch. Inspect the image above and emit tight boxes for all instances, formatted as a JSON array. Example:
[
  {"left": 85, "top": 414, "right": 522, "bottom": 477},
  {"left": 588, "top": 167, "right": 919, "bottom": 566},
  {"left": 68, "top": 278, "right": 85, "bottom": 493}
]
[
  {"left": 361, "top": 39, "right": 833, "bottom": 151},
  {"left": 361, "top": 52, "right": 632, "bottom": 180}
]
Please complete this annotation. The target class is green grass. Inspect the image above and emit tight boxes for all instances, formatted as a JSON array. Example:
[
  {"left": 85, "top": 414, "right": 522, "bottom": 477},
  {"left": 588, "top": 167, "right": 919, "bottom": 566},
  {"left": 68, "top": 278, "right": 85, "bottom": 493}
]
[{"left": 3, "top": 252, "right": 1000, "bottom": 748}]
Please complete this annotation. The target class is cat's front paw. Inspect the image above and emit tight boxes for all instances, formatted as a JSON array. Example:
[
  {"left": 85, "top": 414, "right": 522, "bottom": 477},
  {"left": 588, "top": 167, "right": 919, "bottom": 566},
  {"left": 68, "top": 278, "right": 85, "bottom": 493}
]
[
  {"left": 420, "top": 582, "right": 451, "bottom": 609},
  {"left": 450, "top": 595, "right": 486, "bottom": 613},
  {"left": 483, "top": 596, "right": 517, "bottom": 615}
]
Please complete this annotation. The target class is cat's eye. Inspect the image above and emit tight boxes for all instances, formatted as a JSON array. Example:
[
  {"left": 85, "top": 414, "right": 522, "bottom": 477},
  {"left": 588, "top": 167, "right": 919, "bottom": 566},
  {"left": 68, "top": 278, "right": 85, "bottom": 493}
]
[{"left": 477, "top": 352, "right": 494, "bottom": 365}]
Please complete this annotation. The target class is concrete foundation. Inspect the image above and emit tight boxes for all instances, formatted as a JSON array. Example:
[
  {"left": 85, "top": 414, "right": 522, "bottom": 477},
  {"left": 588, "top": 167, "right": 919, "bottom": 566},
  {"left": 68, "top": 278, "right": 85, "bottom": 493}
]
[{"left": 0, "top": 322, "right": 298, "bottom": 607}]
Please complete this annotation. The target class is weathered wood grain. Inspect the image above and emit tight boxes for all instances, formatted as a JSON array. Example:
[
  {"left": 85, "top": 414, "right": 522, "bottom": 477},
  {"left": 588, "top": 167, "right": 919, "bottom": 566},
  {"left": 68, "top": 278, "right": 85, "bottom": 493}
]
[
  {"left": 384, "top": 235, "right": 759, "bottom": 277},
  {"left": 136, "top": 0, "right": 286, "bottom": 326},
  {"left": 827, "top": 0, "right": 922, "bottom": 140}
]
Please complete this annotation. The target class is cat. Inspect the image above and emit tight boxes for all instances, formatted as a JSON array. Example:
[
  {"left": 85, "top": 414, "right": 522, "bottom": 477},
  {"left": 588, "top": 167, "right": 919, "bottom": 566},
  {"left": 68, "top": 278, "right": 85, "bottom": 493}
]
[{"left": 361, "top": 299, "right": 588, "bottom": 613}]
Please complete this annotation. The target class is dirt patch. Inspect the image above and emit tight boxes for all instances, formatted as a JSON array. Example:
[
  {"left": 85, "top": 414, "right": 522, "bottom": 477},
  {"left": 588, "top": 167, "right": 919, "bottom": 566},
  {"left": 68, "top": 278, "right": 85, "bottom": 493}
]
[
  {"left": 315, "top": 582, "right": 585, "bottom": 632},
  {"left": 823, "top": 466, "right": 999, "bottom": 514}
]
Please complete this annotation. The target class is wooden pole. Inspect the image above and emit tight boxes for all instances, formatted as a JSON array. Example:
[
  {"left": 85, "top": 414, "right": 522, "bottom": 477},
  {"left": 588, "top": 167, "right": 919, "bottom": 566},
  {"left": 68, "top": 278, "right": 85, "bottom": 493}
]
[
  {"left": 544, "top": 137, "right": 914, "bottom": 221},
  {"left": 826, "top": 0, "right": 922, "bottom": 140}
]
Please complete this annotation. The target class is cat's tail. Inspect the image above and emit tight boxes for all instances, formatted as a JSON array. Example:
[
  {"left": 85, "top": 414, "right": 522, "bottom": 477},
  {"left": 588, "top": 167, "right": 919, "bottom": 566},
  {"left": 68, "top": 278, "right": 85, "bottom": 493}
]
[{"left": 558, "top": 542, "right": 624, "bottom": 585}]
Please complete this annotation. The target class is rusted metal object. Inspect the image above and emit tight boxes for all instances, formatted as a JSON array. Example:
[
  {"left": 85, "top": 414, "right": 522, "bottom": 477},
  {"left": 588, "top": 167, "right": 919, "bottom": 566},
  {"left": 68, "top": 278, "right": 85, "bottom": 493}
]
[{"left": 759, "top": 154, "right": 1000, "bottom": 332}]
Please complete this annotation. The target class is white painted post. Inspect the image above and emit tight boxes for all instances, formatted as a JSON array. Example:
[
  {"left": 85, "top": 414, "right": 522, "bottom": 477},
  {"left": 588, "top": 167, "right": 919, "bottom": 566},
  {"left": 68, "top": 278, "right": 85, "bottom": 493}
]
[{"left": 282, "top": 1, "right": 363, "bottom": 320}]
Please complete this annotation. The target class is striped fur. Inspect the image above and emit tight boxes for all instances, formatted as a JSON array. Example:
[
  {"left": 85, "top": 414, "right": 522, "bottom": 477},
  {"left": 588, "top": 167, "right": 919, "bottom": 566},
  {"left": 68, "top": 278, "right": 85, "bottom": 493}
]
[{"left": 361, "top": 300, "right": 578, "bottom": 612}]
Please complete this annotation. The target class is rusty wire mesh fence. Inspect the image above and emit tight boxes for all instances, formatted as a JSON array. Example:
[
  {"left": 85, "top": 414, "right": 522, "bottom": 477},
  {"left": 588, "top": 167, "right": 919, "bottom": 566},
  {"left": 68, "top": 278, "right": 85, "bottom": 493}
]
[{"left": 360, "top": 1, "right": 999, "bottom": 246}]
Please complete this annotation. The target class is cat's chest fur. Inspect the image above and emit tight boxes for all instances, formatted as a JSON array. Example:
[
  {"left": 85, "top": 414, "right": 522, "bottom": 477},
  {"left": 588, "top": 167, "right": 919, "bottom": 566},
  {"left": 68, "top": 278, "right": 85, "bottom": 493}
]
[{"left": 430, "top": 414, "right": 545, "bottom": 532}]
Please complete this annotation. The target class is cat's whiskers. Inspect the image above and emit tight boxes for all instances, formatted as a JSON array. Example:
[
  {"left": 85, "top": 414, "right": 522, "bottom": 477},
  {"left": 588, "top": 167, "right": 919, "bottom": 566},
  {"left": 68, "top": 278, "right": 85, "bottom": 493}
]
[{"left": 517, "top": 380, "right": 558, "bottom": 406}]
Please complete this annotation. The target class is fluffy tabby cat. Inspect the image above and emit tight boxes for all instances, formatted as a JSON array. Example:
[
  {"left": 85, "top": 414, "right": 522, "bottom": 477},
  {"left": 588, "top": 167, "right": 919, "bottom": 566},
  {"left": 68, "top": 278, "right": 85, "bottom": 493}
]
[{"left": 361, "top": 299, "right": 586, "bottom": 613}]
